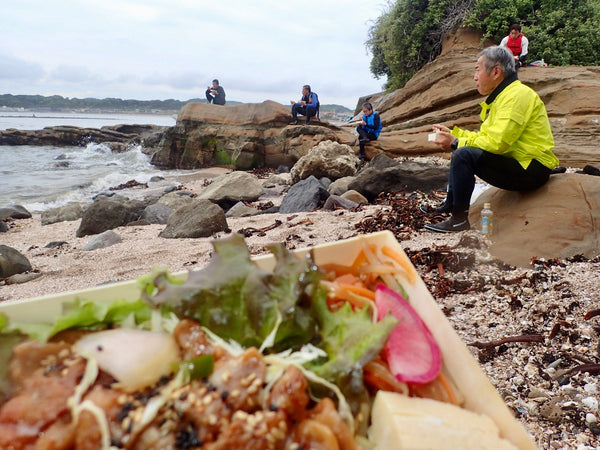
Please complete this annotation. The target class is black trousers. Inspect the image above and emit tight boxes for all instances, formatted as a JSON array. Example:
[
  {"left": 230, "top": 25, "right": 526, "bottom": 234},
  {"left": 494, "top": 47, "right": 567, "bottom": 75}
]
[
  {"left": 292, "top": 104, "right": 317, "bottom": 121},
  {"left": 447, "top": 146, "right": 551, "bottom": 217},
  {"left": 356, "top": 127, "right": 378, "bottom": 153}
]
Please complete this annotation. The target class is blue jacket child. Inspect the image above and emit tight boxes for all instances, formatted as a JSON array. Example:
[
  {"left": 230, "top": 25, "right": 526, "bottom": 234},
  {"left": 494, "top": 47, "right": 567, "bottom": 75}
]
[{"left": 356, "top": 102, "right": 382, "bottom": 159}]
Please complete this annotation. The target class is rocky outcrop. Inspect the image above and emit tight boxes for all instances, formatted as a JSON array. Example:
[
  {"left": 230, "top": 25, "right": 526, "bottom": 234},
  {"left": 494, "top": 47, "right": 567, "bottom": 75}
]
[
  {"left": 290, "top": 140, "right": 360, "bottom": 184},
  {"left": 349, "top": 27, "right": 600, "bottom": 168},
  {"left": 150, "top": 101, "right": 355, "bottom": 170},
  {"left": 0, "top": 124, "right": 168, "bottom": 150},
  {"left": 469, "top": 173, "right": 600, "bottom": 266}
]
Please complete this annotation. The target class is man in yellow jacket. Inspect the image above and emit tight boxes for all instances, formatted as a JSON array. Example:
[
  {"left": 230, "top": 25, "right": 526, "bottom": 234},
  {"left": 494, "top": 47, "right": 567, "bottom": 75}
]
[{"left": 423, "top": 45, "right": 559, "bottom": 233}]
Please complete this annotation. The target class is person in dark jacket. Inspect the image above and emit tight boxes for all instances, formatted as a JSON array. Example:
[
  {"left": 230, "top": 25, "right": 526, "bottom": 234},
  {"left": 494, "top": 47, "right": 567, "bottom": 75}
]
[
  {"left": 290, "top": 85, "right": 319, "bottom": 125},
  {"left": 206, "top": 79, "right": 226, "bottom": 105},
  {"left": 356, "top": 102, "right": 382, "bottom": 159}
]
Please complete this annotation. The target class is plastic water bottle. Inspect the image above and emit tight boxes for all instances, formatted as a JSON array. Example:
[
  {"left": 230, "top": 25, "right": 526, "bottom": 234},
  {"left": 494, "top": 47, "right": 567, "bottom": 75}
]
[{"left": 481, "top": 202, "right": 493, "bottom": 236}]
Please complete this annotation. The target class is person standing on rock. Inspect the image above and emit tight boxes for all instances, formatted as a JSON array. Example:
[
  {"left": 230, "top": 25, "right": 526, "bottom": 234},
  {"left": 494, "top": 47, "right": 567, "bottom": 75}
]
[
  {"left": 422, "top": 45, "right": 558, "bottom": 233},
  {"left": 356, "top": 101, "right": 382, "bottom": 160},
  {"left": 290, "top": 85, "right": 319, "bottom": 125},
  {"left": 500, "top": 23, "right": 528, "bottom": 68},
  {"left": 206, "top": 79, "right": 226, "bottom": 105}
]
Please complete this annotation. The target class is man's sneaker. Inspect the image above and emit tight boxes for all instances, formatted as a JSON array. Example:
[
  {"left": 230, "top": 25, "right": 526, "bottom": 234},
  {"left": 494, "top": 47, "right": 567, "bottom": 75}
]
[
  {"left": 419, "top": 200, "right": 451, "bottom": 214},
  {"left": 289, "top": 120, "right": 298, "bottom": 125},
  {"left": 424, "top": 216, "right": 470, "bottom": 233}
]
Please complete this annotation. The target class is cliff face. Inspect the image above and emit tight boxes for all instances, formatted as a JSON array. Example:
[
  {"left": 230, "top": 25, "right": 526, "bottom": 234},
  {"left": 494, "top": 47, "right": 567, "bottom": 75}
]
[{"left": 352, "top": 28, "right": 600, "bottom": 168}]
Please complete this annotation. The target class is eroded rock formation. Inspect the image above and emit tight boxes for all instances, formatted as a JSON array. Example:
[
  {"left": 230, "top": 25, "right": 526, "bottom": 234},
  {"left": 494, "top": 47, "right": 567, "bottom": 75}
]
[
  {"left": 350, "top": 28, "right": 600, "bottom": 168},
  {"left": 150, "top": 101, "right": 355, "bottom": 170}
]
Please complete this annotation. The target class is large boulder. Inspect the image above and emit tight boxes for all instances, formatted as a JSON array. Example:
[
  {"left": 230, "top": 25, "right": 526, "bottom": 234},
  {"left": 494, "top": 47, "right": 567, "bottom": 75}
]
[
  {"left": 279, "top": 176, "right": 330, "bottom": 214},
  {"left": 76, "top": 196, "right": 148, "bottom": 237},
  {"left": 469, "top": 173, "right": 600, "bottom": 267},
  {"left": 0, "top": 245, "right": 32, "bottom": 278},
  {"left": 347, "top": 27, "right": 600, "bottom": 168},
  {"left": 348, "top": 154, "right": 449, "bottom": 201},
  {"left": 159, "top": 200, "right": 228, "bottom": 239},
  {"left": 290, "top": 140, "right": 359, "bottom": 183},
  {"left": 151, "top": 101, "right": 356, "bottom": 170},
  {"left": 0, "top": 205, "right": 32, "bottom": 221},
  {"left": 41, "top": 203, "right": 84, "bottom": 225},
  {"left": 196, "top": 171, "right": 264, "bottom": 209}
]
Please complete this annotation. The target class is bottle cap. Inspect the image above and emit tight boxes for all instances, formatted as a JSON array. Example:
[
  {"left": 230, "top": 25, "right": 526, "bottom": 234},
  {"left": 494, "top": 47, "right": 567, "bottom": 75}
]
[{"left": 484, "top": 202, "right": 491, "bottom": 209}]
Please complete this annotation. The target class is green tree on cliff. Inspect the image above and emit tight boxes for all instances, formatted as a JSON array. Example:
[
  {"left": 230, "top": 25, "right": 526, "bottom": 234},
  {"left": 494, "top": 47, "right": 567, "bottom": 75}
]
[{"left": 367, "top": 0, "right": 600, "bottom": 91}]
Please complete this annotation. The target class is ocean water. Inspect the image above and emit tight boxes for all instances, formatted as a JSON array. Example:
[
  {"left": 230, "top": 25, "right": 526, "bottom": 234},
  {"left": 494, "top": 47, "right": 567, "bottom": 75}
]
[{"left": 0, "top": 112, "right": 179, "bottom": 213}]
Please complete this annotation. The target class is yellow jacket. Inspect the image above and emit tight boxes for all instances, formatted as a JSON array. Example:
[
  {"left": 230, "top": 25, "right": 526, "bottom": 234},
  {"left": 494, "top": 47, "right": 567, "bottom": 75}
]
[{"left": 451, "top": 79, "right": 559, "bottom": 169}]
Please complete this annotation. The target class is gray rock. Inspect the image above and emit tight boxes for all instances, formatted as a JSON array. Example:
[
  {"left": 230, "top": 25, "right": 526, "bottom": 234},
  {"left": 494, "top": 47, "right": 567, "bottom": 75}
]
[
  {"left": 0, "top": 221, "right": 7, "bottom": 233},
  {"left": 197, "top": 171, "right": 264, "bottom": 209},
  {"left": 45, "top": 241, "right": 68, "bottom": 249},
  {"left": 226, "top": 202, "right": 260, "bottom": 218},
  {"left": 328, "top": 176, "right": 355, "bottom": 195},
  {"left": 164, "top": 185, "right": 179, "bottom": 193},
  {"left": 290, "top": 140, "right": 359, "bottom": 184},
  {"left": 82, "top": 230, "right": 123, "bottom": 251},
  {"left": 157, "top": 191, "right": 197, "bottom": 211},
  {"left": 76, "top": 196, "right": 147, "bottom": 237},
  {"left": 159, "top": 200, "right": 228, "bottom": 239},
  {"left": 142, "top": 203, "right": 172, "bottom": 224},
  {"left": 348, "top": 154, "right": 449, "bottom": 201},
  {"left": 263, "top": 173, "right": 291, "bottom": 188},
  {"left": 0, "top": 245, "right": 32, "bottom": 278},
  {"left": 319, "top": 177, "right": 332, "bottom": 190},
  {"left": 341, "top": 190, "right": 368, "bottom": 205},
  {"left": 7, "top": 272, "right": 43, "bottom": 285},
  {"left": 323, "top": 195, "right": 359, "bottom": 210},
  {"left": 150, "top": 175, "right": 165, "bottom": 182},
  {"left": 0, "top": 205, "right": 32, "bottom": 221},
  {"left": 41, "top": 202, "right": 84, "bottom": 225},
  {"left": 279, "top": 176, "right": 330, "bottom": 214}
]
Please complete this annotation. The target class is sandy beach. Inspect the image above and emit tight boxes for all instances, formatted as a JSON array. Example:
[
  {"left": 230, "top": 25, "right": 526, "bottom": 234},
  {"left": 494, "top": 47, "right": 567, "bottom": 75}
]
[{"left": 1, "top": 169, "right": 599, "bottom": 449}]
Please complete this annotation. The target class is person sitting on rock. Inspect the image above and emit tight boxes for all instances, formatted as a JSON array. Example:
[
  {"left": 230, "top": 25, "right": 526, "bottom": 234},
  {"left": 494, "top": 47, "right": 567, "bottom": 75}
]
[
  {"left": 500, "top": 23, "right": 529, "bottom": 68},
  {"left": 422, "top": 46, "right": 558, "bottom": 233},
  {"left": 206, "top": 79, "right": 226, "bottom": 105},
  {"left": 290, "top": 85, "right": 319, "bottom": 125},
  {"left": 356, "top": 101, "right": 382, "bottom": 159}
]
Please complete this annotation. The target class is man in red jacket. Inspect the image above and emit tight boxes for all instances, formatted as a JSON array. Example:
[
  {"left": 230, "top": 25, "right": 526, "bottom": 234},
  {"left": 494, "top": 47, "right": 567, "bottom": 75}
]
[{"left": 500, "top": 23, "right": 529, "bottom": 68}]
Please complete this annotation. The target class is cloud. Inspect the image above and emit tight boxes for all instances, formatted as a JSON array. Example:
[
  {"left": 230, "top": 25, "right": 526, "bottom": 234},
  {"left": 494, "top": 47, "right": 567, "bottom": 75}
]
[
  {"left": 0, "top": 54, "right": 45, "bottom": 81},
  {"left": 49, "top": 64, "right": 102, "bottom": 83}
]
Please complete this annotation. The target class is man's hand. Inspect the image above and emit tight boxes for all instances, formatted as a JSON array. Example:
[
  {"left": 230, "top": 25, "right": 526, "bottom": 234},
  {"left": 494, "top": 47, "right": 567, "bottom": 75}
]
[
  {"left": 300, "top": 101, "right": 306, "bottom": 106},
  {"left": 431, "top": 124, "right": 455, "bottom": 151},
  {"left": 360, "top": 120, "right": 366, "bottom": 126},
  {"left": 290, "top": 100, "right": 295, "bottom": 105}
]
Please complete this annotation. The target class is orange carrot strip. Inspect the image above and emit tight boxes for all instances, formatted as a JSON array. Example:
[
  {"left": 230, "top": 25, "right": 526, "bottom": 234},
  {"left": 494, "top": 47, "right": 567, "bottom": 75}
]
[
  {"left": 334, "top": 273, "right": 362, "bottom": 285},
  {"left": 351, "top": 249, "right": 368, "bottom": 273},
  {"left": 381, "top": 246, "right": 417, "bottom": 284},
  {"left": 336, "top": 283, "right": 376, "bottom": 301},
  {"left": 437, "top": 372, "right": 459, "bottom": 406}
]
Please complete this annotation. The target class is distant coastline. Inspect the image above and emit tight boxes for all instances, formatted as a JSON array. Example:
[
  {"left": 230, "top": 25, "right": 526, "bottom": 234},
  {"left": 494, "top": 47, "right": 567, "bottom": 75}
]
[{"left": 0, "top": 94, "right": 353, "bottom": 118}]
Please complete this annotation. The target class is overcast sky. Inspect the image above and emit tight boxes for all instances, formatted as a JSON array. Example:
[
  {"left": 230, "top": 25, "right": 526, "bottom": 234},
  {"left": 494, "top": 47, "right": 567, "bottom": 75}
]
[{"left": 1, "top": 0, "right": 389, "bottom": 109}]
